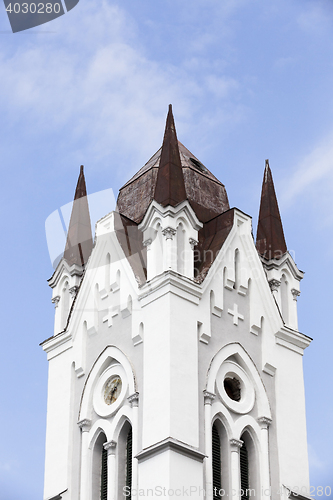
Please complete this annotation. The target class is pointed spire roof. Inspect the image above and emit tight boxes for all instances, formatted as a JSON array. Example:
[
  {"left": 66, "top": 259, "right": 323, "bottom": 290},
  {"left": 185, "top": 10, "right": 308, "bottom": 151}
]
[
  {"left": 154, "top": 104, "right": 187, "bottom": 207},
  {"left": 256, "top": 160, "right": 287, "bottom": 260},
  {"left": 63, "top": 165, "right": 93, "bottom": 266},
  {"left": 116, "top": 105, "right": 229, "bottom": 224}
]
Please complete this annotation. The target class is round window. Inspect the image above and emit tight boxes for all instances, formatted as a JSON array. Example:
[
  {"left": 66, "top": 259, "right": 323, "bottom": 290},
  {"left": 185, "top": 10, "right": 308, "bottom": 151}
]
[
  {"left": 224, "top": 377, "right": 241, "bottom": 401},
  {"left": 216, "top": 361, "right": 255, "bottom": 414}
]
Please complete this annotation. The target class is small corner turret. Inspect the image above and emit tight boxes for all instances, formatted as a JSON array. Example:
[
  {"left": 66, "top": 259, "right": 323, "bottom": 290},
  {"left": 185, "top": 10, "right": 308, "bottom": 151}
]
[
  {"left": 48, "top": 165, "right": 93, "bottom": 335},
  {"left": 256, "top": 159, "right": 303, "bottom": 330}
]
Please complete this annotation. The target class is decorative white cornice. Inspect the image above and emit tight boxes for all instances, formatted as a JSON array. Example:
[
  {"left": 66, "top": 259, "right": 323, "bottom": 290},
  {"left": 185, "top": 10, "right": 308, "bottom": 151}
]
[
  {"left": 162, "top": 227, "right": 177, "bottom": 240},
  {"left": 48, "top": 258, "right": 84, "bottom": 289},
  {"left": 139, "top": 269, "right": 202, "bottom": 306},
  {"left": 269, "top": 279, "right": 281, "bottom": 292},
  {"left": 135, "top": 437, "right": 206, "bottom": 463},
  {"left": 189, "top": 238, "right": 198, "bottom": 250},
  {"left": 104, "top": 440, "right": 117, "bottom": 455},
  {"left": 128, "top": 392, "right": 139, "bottom": 408},
  {"left": 78, "top": 419, "right": 92, "bottom": 432},
  {"left": 229, "top": 438, "right": 243, "bottom": 451},
  {"left": 51, "top": 295, "right": 60, "bottom": 308},
  {"left": 41, "top": 329, "right": 72, "bottom": 357},
  {"left": 257, "top": 416, "right": 272, "bottom": 429},
  {"left": 138, "top": 199, "right": 203, "bottom": 233},
  {"left": 275, "top": 326, "right": 312, "bottom": 354},
  {"left": 260, "top": 252, "right": 304, "bottom": 282},
  {"left": 203, "top": 390, "right": 215, "bottom": 405},
  {"left": 291, "top": 288, "right": 301, "bottom": 301}
]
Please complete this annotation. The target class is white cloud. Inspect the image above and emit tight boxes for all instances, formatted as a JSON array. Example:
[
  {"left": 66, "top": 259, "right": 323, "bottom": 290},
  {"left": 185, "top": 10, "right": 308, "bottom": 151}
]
[
  {"left": 297, "top": 1, "right": 333, "bottom": 35},
  {"left": 0, "top": 0, "right": 247, "bottom": 175},
  {"left": 308, "top": 443, "right": 325, "bottom": 470},
  {"left": 282, "top": 130, "right": 333, "bottom": 211}
]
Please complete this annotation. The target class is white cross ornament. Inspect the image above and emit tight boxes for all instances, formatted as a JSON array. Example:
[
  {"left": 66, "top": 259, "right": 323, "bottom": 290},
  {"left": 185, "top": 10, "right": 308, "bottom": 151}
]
[{"left": 228, "top": 303, "right": 244, "bottom": 326}]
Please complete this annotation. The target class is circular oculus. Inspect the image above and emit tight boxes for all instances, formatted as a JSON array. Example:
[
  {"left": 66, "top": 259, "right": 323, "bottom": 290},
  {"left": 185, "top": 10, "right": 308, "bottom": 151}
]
[{"left": 104, "top": 376, "right": 122, "bottom": 405}]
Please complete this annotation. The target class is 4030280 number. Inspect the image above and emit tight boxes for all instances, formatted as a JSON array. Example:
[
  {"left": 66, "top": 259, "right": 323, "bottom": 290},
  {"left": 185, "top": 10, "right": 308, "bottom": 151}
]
[{"left": 5, "top": 3, "right": 61, "bottom": 14}]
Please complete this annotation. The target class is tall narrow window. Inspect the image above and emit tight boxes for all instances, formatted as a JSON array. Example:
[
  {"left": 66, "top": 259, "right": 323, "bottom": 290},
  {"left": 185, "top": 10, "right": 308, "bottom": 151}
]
[
  {"left": 240, "top": 439, "right": 249, "bottom": 500},
  {"left": 101, "top": 446, "right": 108, "bottom": 500},
  {"left": 117, "top": 422, "right": 132, "bottom": 500},
  {"left": 126, "top": 427, "right": 133, "bottom": 498},
  {"left": 92, "top": 433, "right": 107, "bottom": 500},
  {"left": 212, "top": 423, "right": 222, "bottom": 500}
]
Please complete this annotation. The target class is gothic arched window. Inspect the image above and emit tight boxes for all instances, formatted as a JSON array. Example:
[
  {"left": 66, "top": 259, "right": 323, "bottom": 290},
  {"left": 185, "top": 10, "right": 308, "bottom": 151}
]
[
  {"left": 101, "top": 445, "right": 108, "bottom": 500},
  {"left": 92, "top": 432, "right": 107, "bottom": 500},
  {"left": 118, "top": 421, "right": 133, "bottom": 500},
  {"left": 240, "top": 438, "right": 249, "bottom": 500},
  {"left": 240, "top": 431, "right": 258, "bottom": 500},
  {"left": 212, "top": 423, "right": 222, "bottom": 499},
  {"left": 126, "top": 427, "right": 133, "bottom": 496}
]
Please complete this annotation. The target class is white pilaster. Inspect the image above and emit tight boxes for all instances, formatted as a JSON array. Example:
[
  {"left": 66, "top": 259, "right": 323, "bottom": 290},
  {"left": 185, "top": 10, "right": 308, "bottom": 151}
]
[
  {"left": 230, "top": 439, "right": 243, "bottom": 500},
  {"left": 104, "top": 441, "right": 117, "bottom": 500},
  {"left": 203, "top": 391, "right": 215, "bottom": 497},
  {"left": 257, "top": 417, "right": 272, "bottom": 500},
  {"left": 78, "top": 419, "right": 91, "bottom": 500}
]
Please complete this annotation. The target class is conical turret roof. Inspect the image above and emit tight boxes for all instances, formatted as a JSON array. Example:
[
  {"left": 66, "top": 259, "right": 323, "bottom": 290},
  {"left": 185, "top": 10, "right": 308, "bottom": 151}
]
[
  {"left": 63, "top": 165, "right": 93, "bottom": 266},
  {"left": 154, "top": 104, "right": 187, "bottom": 207},
  {"left": 117, "top": 106, "right": 230, "bottom": 224},
  {"left": 256, "top": 160, "right": 287, "bottom": 260}
]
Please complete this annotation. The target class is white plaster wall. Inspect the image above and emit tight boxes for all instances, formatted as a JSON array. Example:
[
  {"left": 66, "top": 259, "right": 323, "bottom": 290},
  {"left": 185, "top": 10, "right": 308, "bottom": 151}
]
[
  {"left": 43, "top": 346, "right": 73, "bottom": 499},
  {"left": 138, "top": 451, "right": 204, "bottom": 500},
  {"left": 169, "top": 292, "right": 199, "bottom": 447},
  {"left": 141, "top": 287, "right": 200, "bottom": 450},
  {"left": 274, "top": 345, "right": 310, "bottom": 492}
]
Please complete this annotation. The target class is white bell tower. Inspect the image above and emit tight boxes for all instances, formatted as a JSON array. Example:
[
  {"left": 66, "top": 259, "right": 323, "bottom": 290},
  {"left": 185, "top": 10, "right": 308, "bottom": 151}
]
[{"left": 42, "top": 106, "right": 312, "bottom": 500}]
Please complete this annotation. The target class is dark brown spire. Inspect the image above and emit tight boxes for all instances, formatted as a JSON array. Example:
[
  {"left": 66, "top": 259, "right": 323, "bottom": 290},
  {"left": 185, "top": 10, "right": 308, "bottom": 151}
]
[
  {"left": 154, "top": 104, "right": 187, "bottom": 207},
  {"left": 63, "top": 165, "right": 93, "bottom": 266},
  {"left": 256, "top": 160, "right": 287, "bottom": 260}
]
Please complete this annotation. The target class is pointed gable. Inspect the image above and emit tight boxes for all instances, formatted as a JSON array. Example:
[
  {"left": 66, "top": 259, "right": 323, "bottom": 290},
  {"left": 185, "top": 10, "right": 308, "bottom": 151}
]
[
  {"left": 256, "top": 160, "right": 287, "bottom": 260},
  {"left": 63, "top": 165, "right": 93, "bottom": 266}
]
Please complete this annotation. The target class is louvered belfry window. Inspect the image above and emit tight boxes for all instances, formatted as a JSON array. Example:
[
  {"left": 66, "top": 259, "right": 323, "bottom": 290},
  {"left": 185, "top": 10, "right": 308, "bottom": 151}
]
[
  {"left": 101, "top": 446, "right": 108, "bottom": 500},
  {"left": 240, "top": 439, "right": 249, "bottom": 500},
  {"left": 126, "top": 427, "right": 133, "bottom": 499},
  {"left": 212, "top": 423, "right": 222, "bottom": 500}
]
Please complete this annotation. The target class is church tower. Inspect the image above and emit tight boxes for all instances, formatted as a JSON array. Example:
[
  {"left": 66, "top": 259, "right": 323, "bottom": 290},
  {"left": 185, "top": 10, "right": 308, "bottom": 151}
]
[{"left": 42, "top": 107, "right": 312, "bottom": 500}]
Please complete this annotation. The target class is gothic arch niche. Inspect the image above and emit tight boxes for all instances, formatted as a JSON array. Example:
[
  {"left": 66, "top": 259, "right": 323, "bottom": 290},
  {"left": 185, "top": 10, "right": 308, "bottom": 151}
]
[
  {"left": 205, "top": 344, "right": 272, "bottom": 499},
  {"left": 79, "top": 346, "right": 136, "bottom": 422},
  {"left": 91, "top": 430, "right": 107, "bottom": 500},
  {"left": 234, "top": 249, "right": 240, "bottom": 290},
  {"left": 206, "top": 343, "right": 271, "bottom": 419},
  {"left": 280, "top": 271, "right": 290, "bottom": 324},
  {"left": 176, "top": 221, "right": 185, "bottom": 274},
  {"left": 94, "top": 283, "right": 100, "bottom": 330},
  {"left": 105, "top": 253, "right": 111, "bottom": 291},
  {"left": 210, "top": 290, "right": 215, "bottom": 314},
  {"left": 155, "top": 222, "right": 164, "bottom": 275},
  {"left": 60, "top": 277, "right": 70, "bottom": 330}
]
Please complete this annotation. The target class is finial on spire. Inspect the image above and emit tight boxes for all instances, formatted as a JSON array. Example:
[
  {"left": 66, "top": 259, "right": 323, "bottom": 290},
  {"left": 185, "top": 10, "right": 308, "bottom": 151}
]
[
  {"left": 154, "top": 105, "right": 187, "bottom": 207},
  {"left": 256, "top": 160, "right": 287, "bottom": 260},
  {"left": 63, "top": 165, "right": 93, "bottom": 267}
]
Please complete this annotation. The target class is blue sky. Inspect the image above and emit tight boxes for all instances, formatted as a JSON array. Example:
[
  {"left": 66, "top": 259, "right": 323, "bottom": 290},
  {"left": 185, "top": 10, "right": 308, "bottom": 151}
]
[{"left": 0, "top": 0, "right": 332, "bottom": 498}]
